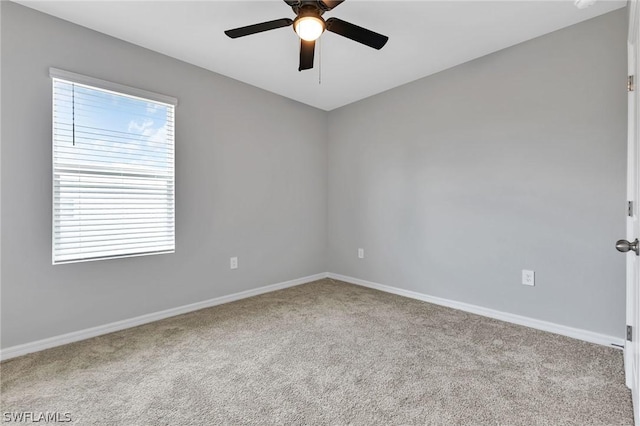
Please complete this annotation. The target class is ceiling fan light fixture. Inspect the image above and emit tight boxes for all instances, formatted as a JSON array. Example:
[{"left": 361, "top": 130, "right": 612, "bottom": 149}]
[
  {"left": 294, "top": 16, "right": 325, "bottom": 41},
  {"left": 224, "top": 0, "right": 389, "bottom": 71}
]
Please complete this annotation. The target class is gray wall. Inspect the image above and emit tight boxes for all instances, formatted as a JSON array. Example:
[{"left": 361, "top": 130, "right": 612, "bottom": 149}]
[
  {"left": 327, "top": 9, "right": 628, "bottom": 338},
  {"left": 1, "top": 2, "right": 328, "bottom": 349},
  {"left": 0, "top": 3, "right": 628, "bottom": 349}
]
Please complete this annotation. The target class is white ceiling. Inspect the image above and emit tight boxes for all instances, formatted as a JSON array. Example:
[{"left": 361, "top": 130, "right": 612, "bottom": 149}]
[{"left": 16, "top": 0, "right": 626, "bottom": 111}]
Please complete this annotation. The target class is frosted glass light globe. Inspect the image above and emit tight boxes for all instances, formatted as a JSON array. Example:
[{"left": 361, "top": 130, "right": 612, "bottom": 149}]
[{"left": 295, "top": 16, "right": 325, "bottom": 41}]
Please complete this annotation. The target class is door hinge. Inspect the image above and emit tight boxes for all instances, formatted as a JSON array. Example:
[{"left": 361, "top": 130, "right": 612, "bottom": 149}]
[
  {"left": 629, "top": 75, "right": 635, "bottom": 92},
  {"left": 627, "top": 325, "right": 633, "bottom": 341},
  {"left": 628, "top": 201, "right": 634, "bottom": 217}
]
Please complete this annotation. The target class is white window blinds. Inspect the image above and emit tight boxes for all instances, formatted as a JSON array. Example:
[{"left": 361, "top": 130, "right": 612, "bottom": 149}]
[{"left": 51, "top": 69, "right": 177, "bottom": 264}]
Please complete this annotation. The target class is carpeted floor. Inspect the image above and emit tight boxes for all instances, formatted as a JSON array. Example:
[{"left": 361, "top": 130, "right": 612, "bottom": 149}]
[{"left": 0, "top": 278, "right": 634, "bottom": 425}]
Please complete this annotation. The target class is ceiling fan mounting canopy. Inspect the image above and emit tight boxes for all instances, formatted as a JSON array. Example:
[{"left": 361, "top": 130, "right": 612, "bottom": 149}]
[
  {"left": 287, "top": 1, "right": 328, "bottom": 15},
  {"left": 224, "top": 0, "right": 388, "bottom": 72}
]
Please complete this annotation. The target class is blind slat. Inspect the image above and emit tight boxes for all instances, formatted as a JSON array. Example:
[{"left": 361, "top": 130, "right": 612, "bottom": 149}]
[
  {"left": 55, "top": 122, "right": 174, "bottom": 139},
  {"left": 54, "top": 139, "right": 174, "bottom": 155},
  {"left": 56, "top": 222, "right": 173, "bottom": 231},
  {"left": 56, "top": 242, "right": 175, "bottom": 255},
  {"left": 55, "top": 237, "right": 175, "bottom": 250},
  {"left": 55, "top": 203, "right": 173, "bottom": 208},
  {"left": 54, "top": 247, "right": 175, "bottom": 263},
  {"left": 55, "top": 228, "right": 172, "bottom": 238}
]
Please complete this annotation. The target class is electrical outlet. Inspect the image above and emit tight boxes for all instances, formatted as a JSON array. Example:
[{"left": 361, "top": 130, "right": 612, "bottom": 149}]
[
  {"left": 522, "top": 270, "right": 535, "bottom": 286},
  {"left": 230, "top": 257, "right": 238, "bottom": 270},
  {"left": 358, "top": 248, "right": 364, "bottom": 259}
]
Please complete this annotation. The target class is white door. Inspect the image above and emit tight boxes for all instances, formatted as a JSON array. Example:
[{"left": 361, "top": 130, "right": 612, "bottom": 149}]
[{"left": 624, "top": 2, "right": 640, "bottom": 423}]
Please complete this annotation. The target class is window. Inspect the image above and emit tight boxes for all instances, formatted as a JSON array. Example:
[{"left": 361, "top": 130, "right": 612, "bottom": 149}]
[{"left": 51, "top": 68, "right": 177, "bottom": 264}]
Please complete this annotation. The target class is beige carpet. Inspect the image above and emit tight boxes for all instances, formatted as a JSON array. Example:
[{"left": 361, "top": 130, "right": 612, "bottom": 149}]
[{"left": 0, "top": 279, "right": 633, "bottom": 425}]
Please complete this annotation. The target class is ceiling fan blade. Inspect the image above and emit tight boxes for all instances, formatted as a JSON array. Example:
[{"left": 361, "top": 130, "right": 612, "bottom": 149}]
[
  {"left": 283, "top": 0, "right": 301, "bottom": 6},
  {"left": 325, "top": 17, "right": 388, "bottom": 50},
  {"left": 225, "top": 18, "right": 293, "bottom": 39},
  {"left": 318, "top": 0, "right": 345, "bottom": 11},
  {"left": 299, "top": 40, "right": 315, "bottom": 71}
]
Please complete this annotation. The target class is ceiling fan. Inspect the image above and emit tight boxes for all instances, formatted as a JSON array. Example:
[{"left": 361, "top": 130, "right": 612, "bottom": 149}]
[{"left": 224, "top": 0, "right": 389, "bottom": 72}]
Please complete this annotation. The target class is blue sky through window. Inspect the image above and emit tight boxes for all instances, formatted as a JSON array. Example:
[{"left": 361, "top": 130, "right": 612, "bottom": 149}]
[{"left": 54, "top": 81, "right": 173, "bottom": 173}]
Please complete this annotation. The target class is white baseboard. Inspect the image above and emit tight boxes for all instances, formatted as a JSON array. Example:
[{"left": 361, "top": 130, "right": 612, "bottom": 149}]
[
  {"left": 0, "top": 273, "right": 328, "bottom": 361},
  {"left": 2, "top": 271, "right": 624, "bottom": 361},
  {"left": 327, "top": 273, "right": 625, "bottom": 349}
]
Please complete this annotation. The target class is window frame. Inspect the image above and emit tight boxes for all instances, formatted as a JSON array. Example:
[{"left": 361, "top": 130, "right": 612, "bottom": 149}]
[{"left": 50, "top": 68, "right": 178, "bottom": 264}]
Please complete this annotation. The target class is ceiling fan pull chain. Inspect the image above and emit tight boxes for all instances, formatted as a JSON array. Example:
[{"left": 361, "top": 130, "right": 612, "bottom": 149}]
[{"left": 319, "top": 36, "right": 322, "bottom": 85}]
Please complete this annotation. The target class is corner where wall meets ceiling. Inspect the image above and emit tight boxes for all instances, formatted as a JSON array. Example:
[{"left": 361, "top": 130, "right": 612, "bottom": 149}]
[{"left": 13, "top": 0, "right": 626, "bottom": 110}]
